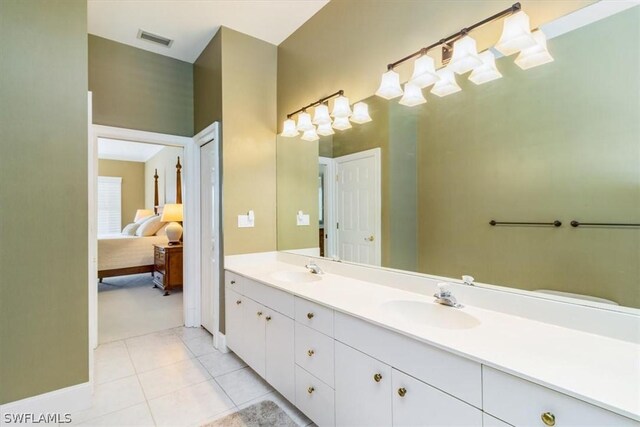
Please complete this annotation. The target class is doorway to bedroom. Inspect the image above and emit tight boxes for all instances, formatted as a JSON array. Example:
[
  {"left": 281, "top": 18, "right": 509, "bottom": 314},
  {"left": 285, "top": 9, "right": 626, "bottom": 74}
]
[{"left": 96, "top": 137, "right": 185, "bottom": 343}]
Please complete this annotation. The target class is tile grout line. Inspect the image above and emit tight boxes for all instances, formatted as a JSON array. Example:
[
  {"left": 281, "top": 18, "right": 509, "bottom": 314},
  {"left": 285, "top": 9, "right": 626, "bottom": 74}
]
[{"left": 124, "top": 336, "right": 159, "bottom": 426}]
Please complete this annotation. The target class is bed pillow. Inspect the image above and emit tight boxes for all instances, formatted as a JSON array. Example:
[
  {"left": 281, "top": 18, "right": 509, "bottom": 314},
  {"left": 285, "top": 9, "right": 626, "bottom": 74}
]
[
  {"left": 155, "top": 223, "right": 168, "bottom": 236},
  {"left": 121, "top": 222, "right": 139, "bottom": 236},
  {"left": 135, "top": 213, "right": 154, "bottom": 224},
  {"left": 136, "top": 215, "right": 164, "bottom": 237}
]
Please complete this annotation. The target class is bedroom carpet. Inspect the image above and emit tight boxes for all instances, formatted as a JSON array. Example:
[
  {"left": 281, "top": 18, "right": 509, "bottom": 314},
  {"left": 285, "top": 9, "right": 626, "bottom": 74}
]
[{"left": 98, "top": 273, "right": 183, "bottom": 343}]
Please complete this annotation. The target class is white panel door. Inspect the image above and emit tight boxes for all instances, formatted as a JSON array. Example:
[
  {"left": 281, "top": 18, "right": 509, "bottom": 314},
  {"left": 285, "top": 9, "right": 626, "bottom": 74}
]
[
  {"left": 242, "top": 298, "right": 266, "bottom": 377},
  {"left": 200, "top": 141, "right": 219, "bottom": 334},
  {"left": 335, "top": 342, "right": 392, "bottom": 427},
  {"left": 265, "top": 309, "right": 295, "bottom": 403},
  {"left": 224, "top": 288, "right": 244, "bottom": 359},
  {"left": 336, "top": 148, "right": 381, "bottom": 265},
  {"left": 391, "top": 369, "right": 482, "bottom": 427}
]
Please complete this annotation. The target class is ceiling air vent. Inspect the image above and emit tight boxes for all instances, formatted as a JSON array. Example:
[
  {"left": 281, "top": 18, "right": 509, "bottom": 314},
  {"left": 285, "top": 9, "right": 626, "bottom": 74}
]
[{"left": 137, "top": 29, "right": 173, "bottom": 47}]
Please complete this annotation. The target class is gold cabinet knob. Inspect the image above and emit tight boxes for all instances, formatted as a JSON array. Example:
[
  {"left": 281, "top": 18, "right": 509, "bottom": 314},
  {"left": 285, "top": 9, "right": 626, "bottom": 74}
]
[
  {"left": 307, "top": 349, "right": 315, "bottom": 357},
  {"left": 307, "top": 386, "right": 315, "bottom": 394},
  {"left": 230, "top": 280, "right": 236, "bottom": 284},
  {"left": 397, "top": 387, "right": 407, "bottom": 397},
  {"left": 236, "top": 300, "right": 242, "bottom": 305},
  {"left": 373, "top": 373, "right": 382, "bottom": 383},
  {"left": 307, "top": 312, "right": 314, "bottom": 319},
  {"left": 541, "top": 412, "right": 556, "bottom": 426},
  {"left": 257, "top": 311, "right": 263, "bottom": 316},
  {"left": 265, "top": 316, "right": 272, "bottom": 321}
]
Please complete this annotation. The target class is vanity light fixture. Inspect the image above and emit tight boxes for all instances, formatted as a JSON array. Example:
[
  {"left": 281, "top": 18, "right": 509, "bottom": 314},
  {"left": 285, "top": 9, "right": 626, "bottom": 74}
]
[
  {"left": 375, "top": 3, "right": 553, "bottom": 106},
  {"left": 399, "top": 82, "right": 427, "bottom": 106},
  {"left": 350, "top": 102, "right": 373, "bottom": 124},
  {"left": 469, "top": 51, "right": 503, "bottom": 84},
  {"left": 514, "top": 30, "right": 554, "bottom": 70},
  {"left": 281, "top": 89, "right": 372, "bottom": 138}
]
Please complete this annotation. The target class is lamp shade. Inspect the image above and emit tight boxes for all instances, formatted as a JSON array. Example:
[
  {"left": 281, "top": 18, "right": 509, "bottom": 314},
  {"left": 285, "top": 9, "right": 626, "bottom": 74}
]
[
  {"left": 514, "top": 30, "right": 553, "bottom": 70},
  {"left": 399, "top": 82, "right": 427, "bottom": 107},
  {"left": 280, "top": 119, "right": 299, "bottom": 137},
  {"left": 332, "top": 116, "right": 352, "bottom": 130},
  {"left": 296, "top": 112, "right": 314, "bottom": 131},
  {"left": 469, "top": 51, "right": 503, "bottom": 85},
  {"left": 495, "top": 11, "right": 537, "bottom": 56},
  {"left": 431, "top": 67, "right": 461, "bottom": 97},
  {"left": 317, "top": 122, "right": 335, "bottom": 136},
  {"left": 375, "top": 70, "right": 403, "bottom": 99},
  {"left": 331, "top": 96, "right": 352, "bottom": 118},
  {"left": 409, "top": 55, "right": 439, "bottom": 88},
  {"left": 301, "top": 127, "right": 320, "bottom": 142},
  {"left": 350, "top": 102, "right": 372, "bottom": 124},
  {"left": 134, "top": 209, "right": 154, "bottom": 222},
  {"left": 449, "top": 35, "right": 482, "bottom": 74},
  {"left": 313, "top": 104, "right": 331, "bottom": 125},
  {"left": 161, "top": 203, "right": 183, "bottom": 222}
]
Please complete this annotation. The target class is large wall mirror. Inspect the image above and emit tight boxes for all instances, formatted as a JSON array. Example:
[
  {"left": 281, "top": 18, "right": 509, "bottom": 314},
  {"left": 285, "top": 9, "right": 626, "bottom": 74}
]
[{"left": 276, "top": 6, "right": 640, "bottom": 310}]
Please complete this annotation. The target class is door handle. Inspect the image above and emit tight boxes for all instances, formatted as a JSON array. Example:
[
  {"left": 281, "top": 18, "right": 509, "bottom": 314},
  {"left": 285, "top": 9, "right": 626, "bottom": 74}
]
[{"left": 364, "top": 235, "right": 375, "bottom": 242}]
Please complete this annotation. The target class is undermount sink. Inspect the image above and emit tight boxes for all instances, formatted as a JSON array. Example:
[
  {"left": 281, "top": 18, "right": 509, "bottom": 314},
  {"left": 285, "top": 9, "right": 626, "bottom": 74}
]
[
  {"left": 270, "top": 270, "right": 322, "bottom": 284},
  {"left": 379, "top": 300, "right": 481, "bottom": 330}
]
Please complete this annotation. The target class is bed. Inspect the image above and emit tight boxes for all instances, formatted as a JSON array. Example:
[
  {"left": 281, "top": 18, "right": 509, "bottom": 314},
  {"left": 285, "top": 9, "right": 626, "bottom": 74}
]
[{"left": 98, "top": 157, "right": 182, "bottom": 279}]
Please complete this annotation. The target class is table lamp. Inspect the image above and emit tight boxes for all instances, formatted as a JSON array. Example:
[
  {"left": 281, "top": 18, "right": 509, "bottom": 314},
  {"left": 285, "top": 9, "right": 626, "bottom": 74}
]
[{"left": 161, "top": 204, "right": 183, "bottom": 245}]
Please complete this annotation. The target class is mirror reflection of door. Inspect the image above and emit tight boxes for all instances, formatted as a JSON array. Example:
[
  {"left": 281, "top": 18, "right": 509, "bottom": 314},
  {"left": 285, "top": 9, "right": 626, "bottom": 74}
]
[{"left": 335, "top": 148, "right": 381, "bottom": 266}]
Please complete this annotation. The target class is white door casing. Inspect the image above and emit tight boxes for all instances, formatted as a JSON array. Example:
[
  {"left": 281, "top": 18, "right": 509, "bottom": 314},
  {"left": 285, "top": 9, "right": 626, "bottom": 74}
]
[
  {"left": 318, "top": 157, "right": 336, "bottom": 259},
  {"left": 335, "top": 148, "right": 381, "bottom": 266}
]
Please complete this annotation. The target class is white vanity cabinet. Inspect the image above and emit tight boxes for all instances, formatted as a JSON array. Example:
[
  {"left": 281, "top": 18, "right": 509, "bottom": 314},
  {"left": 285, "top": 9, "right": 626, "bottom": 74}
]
[
  {"left": 264, "top": 308, "right": 295, "bottom": 403},
  {"left": 224, "top": 287, "right": 245, "bottom": 360},
  {"left": 241, "top": 297, "right": 267, "bottom": 377}
]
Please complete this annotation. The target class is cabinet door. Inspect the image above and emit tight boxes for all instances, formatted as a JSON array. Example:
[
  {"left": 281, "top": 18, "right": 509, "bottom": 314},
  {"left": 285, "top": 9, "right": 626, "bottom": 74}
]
[
  {"left": 335, "top": 342, "right": 392, "bottom": 427},
  {"left": 392, "top": 369, "right": 482, "bottom": 427},
  {"left": 225, "top": 288, "right": 245, "bottom": 359},
  {"left": 265, "top": 310, "right": 294, "bottom": 403},
  {"left": 242, "top": 298, "right": 266, "bottom": 377}
]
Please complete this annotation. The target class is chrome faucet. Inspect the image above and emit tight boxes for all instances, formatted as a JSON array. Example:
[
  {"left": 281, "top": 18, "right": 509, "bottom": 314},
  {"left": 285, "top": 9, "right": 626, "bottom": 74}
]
[
  {"left": 434, "top": 283, "right": 462, "bottom": 308},
  {"left": 462, "top": 275, "right": 475, "bottom": 286},
  {"left": 305, "top": 260, "right": 324, "bottom": 275}
]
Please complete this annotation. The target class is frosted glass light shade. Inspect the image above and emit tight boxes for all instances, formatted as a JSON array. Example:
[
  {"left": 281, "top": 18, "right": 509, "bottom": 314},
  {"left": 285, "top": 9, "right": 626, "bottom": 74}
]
[
  {"left": 495, "top": 11, "right": 537, "bottom": 56},
  {"left": 431, "top": 67, "right": 461, "bottom": 97},
  {"left": 331, "top": 96, "right": 352, "bottom": 118},
  {"left": 281, "top": 119, "right": 299, "bottom": 137},
  {"left": 301, "top": 127, "right": 320, "bottom": 142},
  {"left": 514, "top": 30, "right": 553, "bottom": 70},
  {"left": 313, "top": 104, "right": 331, "bottom": 125},
  {"left": 317, "top": 122, "right": 335, "bottom": 136},
  {"left": 350, "top": 102, "right": 372, "bottom": 124},
  {"left": 409, "top": 55, "right": 439, "bottom": 88},
  {"left": 296, "top": 112, "right": 314, "bottom": 132},
  {"left": 375, "top": 70, "right": 403, "bottom": 99},
  {"left": 449, "top": 36, "right": 482, "bottom": 74},
  {"left": 469, "top": 51, "right": 503, "bottom": 85},
  {"left": 332, "top": 116, "right": 352, "bottom": 130},
  {"left": 399, "top": 82, "right": 427, "bottom": 107}
]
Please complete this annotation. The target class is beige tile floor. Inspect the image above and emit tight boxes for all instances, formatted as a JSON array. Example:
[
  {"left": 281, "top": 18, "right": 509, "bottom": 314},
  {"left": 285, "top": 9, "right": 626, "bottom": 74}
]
[{"left": 74, "top": 327, "right": 312, "bottom": 427}]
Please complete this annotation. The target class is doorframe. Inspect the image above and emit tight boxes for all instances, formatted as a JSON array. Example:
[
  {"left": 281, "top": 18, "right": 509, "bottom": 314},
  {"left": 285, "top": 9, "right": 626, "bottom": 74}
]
[
  {"left": 319, "top": 157, "right": 336, "bottom": 259},
  {"left": 88, "top": 123, "right": 210, "bottom": 352},
  {"left": 334, "top": 147, "right": 382, "bottom": 266},
  {"left": 193, "top": 123, "right": 223, "bottom": 349}
]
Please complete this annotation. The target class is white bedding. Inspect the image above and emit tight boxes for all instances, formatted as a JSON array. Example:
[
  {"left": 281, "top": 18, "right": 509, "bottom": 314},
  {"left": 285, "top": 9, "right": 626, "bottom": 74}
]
[{"left": 98, "top": 234, "right": 169, "bottom": 271}]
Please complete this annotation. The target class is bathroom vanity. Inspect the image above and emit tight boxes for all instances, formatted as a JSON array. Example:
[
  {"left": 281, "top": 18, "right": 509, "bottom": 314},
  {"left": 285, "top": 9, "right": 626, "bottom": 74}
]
[{"left": 224, "top": 252, "right": 639, "bottom": 427}]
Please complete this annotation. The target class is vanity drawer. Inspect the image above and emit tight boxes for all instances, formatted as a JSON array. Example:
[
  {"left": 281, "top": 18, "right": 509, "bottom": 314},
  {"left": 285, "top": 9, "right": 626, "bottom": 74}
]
[
  {"left": 225, "top": 271, "right": 245, "bottom": 294},
  {"left": 295, "top": 323, "right": 335, "bottom": 388},
  {"left": 335, "top": 311, "right": 482, "bottom": 408},
  {"left": 295, "top": 365, "right": 335, "bottom": 427},
  {"left": 244, "top": 278, "right": 294, "bottom": 318},
  {"left": 295, "top": 297, "right": 334, "bottom": 337},
  {"left": 483, "top": 366, "right": 638, "bottom": 427},
  {"left": 483, "top": 413, "right": 512, "bottom": 427}
]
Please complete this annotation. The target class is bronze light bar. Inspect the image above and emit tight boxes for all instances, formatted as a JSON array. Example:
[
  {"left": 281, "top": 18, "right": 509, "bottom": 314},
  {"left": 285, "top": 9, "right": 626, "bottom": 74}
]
[
  {"left": 570, "top": 221, "right": 640, "bottom": 228},
  {"left": 490, "top": 220, "right": 562, "bottom": 227},
  {"left": 386, "top": 3, "right": 521, "bottom": 71},
  {"left": 287, "top": 90, "right": 344, "bottom": 118}
]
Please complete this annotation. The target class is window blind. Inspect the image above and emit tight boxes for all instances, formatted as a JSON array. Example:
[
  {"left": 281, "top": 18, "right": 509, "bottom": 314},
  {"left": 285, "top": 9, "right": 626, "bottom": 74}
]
[{"left": 97, "top": 176, "right": 122, "bottom": 236}]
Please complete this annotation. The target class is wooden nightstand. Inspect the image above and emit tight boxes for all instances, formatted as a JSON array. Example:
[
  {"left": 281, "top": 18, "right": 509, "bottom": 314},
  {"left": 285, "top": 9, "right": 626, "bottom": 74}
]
[{"left": 153, "top": 243, "right": 183, "bottom": 296}]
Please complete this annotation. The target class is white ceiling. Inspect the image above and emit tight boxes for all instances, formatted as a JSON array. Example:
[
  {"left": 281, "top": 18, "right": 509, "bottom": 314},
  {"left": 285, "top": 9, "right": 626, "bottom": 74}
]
[
  {"left": 88, "top": 0, "right": 330, "bottom": 63},
  {"left": 98, "top": 138, "right": 165, "bottom": 162}
]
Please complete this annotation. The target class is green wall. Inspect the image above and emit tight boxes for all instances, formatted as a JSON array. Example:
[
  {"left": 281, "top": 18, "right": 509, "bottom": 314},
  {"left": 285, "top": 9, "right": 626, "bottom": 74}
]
[
  {"left": 194, "top": 31, "right": 223, "bottom": 134},
  {"left": 0, "top": 0, "right": 89, "bottom": 404},
  {"left": 89, "top": 35, "right": 194, "bottom": 137}
]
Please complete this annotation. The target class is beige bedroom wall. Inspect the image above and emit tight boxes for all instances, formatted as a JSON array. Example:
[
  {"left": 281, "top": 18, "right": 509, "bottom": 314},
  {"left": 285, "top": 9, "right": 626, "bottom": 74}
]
[
  {"left": 145, "top": 146, "right": 185, "bottom": 210},
  {"left": 0, "top": 0, "right": 88, "bottom": 404},
  {"left": 98, "top": 159, "right": 145, "bottom": 226}
]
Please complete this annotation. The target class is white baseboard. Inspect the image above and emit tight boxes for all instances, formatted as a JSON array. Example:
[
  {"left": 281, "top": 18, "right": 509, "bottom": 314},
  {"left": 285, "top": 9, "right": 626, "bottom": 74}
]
[
  {"left": 0, "top": 382, "right": 91, "bottom": 426},
  {"left": 215, "top": 331, "right": 229, "bottom": 353}
]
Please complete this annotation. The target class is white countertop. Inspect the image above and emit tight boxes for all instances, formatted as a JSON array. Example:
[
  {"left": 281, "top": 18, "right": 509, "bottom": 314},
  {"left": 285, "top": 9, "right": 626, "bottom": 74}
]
[{"left": 225, "top": 256, "right": 640, "bottom": 421}]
